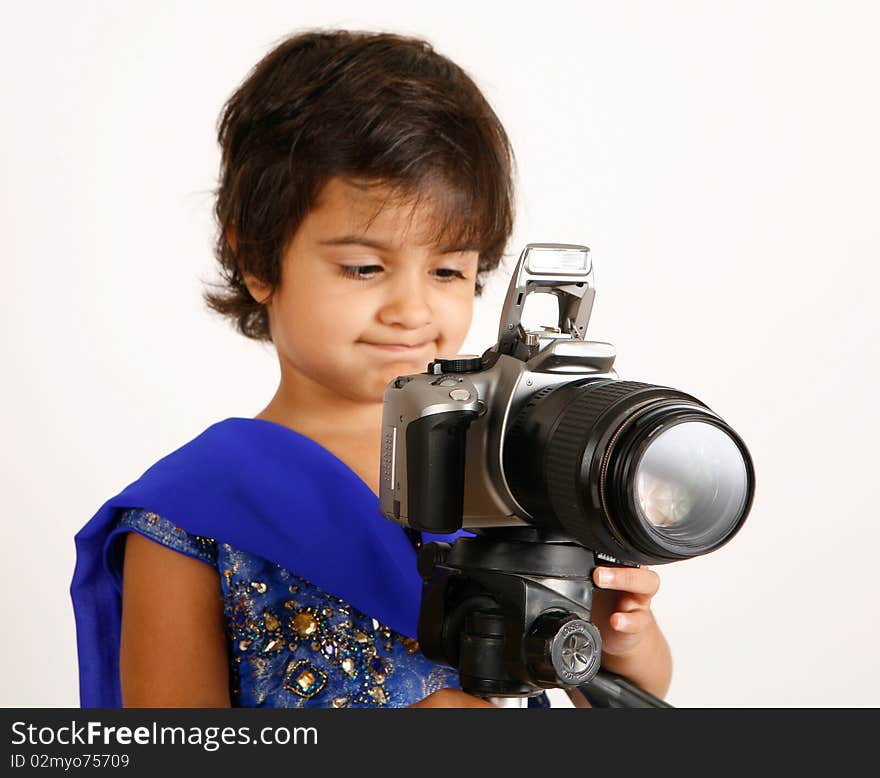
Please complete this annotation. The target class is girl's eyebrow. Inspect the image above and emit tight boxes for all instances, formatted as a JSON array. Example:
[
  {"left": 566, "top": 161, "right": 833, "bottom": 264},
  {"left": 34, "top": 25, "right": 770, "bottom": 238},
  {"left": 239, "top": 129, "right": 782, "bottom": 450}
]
[
  {"left": 318, "top": 235, "right": 392, "bottom": 251},
  {"left": 317, "top": 235, "right": 476, "bottom": 254}
]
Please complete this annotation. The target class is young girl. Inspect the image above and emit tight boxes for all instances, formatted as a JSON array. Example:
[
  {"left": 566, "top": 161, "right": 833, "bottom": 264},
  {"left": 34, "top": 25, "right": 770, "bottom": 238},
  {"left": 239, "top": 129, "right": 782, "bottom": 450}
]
[{"left": 70, "top": 29, "right": 671, "bottom": 709}]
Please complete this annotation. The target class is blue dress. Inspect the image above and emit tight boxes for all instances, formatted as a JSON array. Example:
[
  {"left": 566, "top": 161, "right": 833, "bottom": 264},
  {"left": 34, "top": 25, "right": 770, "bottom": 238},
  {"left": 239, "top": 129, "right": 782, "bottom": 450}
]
[
  {"left": 112, "top": 508, "right": 551, "bottom": 709},
  {"left": 72, "top": 418, "right": 553, "bottom": 708}
]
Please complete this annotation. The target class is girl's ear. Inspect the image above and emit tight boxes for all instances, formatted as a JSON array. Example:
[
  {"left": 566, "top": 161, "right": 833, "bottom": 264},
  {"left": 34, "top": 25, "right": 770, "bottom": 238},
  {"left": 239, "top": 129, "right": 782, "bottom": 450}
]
[
  {"left": 241, "top": 271, "right": 273, "bottom": 305},
  {"left": 228, "top": 222, "right": 273, "bottom": 304}
]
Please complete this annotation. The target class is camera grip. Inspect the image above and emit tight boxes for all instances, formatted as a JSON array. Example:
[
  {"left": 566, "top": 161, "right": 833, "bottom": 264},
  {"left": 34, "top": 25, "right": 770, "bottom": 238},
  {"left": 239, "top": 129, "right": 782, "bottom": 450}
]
[{"left": 405, "top": 409, "right": 478, "bottom": 534}]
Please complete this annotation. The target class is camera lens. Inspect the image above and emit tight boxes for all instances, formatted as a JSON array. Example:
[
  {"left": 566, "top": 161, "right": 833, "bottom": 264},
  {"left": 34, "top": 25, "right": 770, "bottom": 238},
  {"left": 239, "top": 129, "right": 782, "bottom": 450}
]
[
  {"left": 628, "top": 419, "right": 750, "bottom": 550},
  {"left": 504, "top": 380, "right": 755, "bottom": 565}
]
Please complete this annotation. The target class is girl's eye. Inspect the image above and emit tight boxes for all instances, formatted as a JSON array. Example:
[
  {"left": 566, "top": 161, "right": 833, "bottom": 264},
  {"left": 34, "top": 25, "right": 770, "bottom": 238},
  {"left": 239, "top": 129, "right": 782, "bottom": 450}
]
[
  {"left": 338, "top": 265, "right": 467, "bottom": 282},
  {"left": 339, "top": 265, "right": 383, "bottom": 281},
  {"left": 433, "top": 268, "right": 467, "bottom": 282}
]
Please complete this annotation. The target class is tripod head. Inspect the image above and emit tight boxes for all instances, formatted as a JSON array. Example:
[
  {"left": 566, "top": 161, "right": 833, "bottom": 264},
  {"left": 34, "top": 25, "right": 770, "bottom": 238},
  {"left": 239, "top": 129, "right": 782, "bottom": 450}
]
[{"left": 415, "top": 527, "right": 673, "bottom": 708}]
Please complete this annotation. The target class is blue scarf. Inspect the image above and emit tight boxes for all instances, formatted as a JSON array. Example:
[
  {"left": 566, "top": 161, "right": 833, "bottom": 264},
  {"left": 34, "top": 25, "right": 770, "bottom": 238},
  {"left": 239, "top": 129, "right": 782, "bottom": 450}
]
[{"left": 70, "top": 417, "right": 468, "bottom": 708}]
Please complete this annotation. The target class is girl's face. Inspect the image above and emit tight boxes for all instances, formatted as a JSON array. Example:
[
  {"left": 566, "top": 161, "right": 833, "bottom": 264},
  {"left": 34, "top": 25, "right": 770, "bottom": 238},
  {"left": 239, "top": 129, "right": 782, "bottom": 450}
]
[{"left": 247, "top": 177, "right": 480, "bottom": 406}]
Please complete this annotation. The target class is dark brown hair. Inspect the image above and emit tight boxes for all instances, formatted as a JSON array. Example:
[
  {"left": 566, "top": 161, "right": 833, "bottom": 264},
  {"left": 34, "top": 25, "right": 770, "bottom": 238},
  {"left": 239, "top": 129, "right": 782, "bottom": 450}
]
[{"left": 202, "top": 28, "right": 517, "bottom": 342}]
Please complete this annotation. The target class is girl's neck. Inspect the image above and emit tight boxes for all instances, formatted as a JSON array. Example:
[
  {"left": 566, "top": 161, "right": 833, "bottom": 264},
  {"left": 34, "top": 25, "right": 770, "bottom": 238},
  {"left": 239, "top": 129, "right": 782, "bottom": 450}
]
[
  {"left": 254, "top": 386, "right": 386, "bottom": 497},
  {"left": 256, "top": 373, "right": 384, "bottom": 439}
]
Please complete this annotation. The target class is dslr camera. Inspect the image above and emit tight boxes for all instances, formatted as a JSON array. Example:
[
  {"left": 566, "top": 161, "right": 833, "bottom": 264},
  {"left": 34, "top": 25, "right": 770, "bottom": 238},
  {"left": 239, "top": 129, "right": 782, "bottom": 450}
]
[{"left": 380, "top": 244, "right": 755, "bottom": 704}]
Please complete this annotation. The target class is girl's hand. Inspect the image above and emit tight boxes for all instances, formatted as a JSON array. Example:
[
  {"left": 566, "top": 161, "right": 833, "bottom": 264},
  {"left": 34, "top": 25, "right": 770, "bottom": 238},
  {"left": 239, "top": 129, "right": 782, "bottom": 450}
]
[
  {"left": 590, "top": 564, "right": 661, "bottom": 660},
  {"left": 408, "top": 688, "right": 497, "bottom": 708}
]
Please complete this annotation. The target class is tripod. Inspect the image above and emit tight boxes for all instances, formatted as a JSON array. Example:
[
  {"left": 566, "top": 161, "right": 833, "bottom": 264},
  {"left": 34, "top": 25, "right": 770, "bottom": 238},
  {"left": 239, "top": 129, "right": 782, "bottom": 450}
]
[{"left": 415, "top": 527, "right": 673, "bottom": 709}]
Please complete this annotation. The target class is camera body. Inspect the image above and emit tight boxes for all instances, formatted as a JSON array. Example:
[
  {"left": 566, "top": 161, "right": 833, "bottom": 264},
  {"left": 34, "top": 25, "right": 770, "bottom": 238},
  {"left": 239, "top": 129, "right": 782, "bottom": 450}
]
[
  {"left": 380, "top": 243, "right": 606, "bottom": 528},
  {"left": 380, "top": 243, "right": 753, "bottom": 568}
]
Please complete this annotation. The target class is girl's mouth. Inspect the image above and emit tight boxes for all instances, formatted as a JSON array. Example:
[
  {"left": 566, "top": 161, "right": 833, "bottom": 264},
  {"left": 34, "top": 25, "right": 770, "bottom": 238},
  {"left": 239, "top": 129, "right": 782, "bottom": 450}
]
[{"left": 361, "top": 341, "right": 431, "bottom": 354}]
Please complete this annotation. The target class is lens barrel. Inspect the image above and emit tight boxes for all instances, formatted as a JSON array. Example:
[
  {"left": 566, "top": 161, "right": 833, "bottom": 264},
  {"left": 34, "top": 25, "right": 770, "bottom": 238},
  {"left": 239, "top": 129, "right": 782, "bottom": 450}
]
[{"left": 504, "top": 379, "right": 755, "bottom": 565}]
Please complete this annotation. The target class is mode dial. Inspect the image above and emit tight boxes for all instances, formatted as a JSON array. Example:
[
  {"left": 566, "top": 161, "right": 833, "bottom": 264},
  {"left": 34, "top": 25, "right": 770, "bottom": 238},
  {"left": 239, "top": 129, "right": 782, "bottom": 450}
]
[{"left": 428, "top": 356, "right": 483, "bottom": 374}]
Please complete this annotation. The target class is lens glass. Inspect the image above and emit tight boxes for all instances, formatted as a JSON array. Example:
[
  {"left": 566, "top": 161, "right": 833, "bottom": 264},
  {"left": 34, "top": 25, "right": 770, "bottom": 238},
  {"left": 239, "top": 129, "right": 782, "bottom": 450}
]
[{"left": 633, "top": 421, "right": 749, "bottom": 545}]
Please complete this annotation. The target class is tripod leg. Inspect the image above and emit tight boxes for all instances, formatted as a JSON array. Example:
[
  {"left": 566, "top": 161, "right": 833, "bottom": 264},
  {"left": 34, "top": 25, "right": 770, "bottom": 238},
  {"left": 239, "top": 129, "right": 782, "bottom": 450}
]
[{"left": 578, "top": 670, "right": 674, "bottom": 708}]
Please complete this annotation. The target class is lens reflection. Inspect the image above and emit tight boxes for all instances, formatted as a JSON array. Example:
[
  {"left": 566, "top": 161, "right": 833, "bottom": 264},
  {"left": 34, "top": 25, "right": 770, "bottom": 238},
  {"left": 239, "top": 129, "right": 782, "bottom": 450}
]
[
  {"left": 634, "top": 421, "right": 749, "bottom": 540},
  {"left": 636, "top": 471, "right": 694, "bottom": 527}
]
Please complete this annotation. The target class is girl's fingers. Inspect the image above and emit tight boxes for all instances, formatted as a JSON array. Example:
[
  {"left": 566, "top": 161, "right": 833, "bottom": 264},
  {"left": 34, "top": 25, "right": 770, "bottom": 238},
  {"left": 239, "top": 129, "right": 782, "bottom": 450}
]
[
  {"left": 611, "top": 609, "right": 653, "bottom": 634},
  {"left": 593, "top": 565, "right": 660, "bottom": 597}
]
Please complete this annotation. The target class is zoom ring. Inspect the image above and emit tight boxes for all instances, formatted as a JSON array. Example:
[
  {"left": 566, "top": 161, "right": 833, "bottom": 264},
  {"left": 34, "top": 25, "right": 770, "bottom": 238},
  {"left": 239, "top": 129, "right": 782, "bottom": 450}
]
[{"left": 544, "top": 381, "right": 664, "bottom": 551}]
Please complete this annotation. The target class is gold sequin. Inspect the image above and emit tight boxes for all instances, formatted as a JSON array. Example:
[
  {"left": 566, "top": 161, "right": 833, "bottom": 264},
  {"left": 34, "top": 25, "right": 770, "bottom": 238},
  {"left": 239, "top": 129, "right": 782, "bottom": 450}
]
[
  {"left": 369, "top": 686, "right": 388, "bottom": 704},
  {"left": 283, "top": 660, "right": 327, "bottom": 699},
  {"left": 263, "top": 613, "right": 280, "bottom": 632},
  {"left": 332, "top": 696, "right": 349, "bottom": 708},
  {"left": 341, "top": 657, "right": 355, "bottom": 676},
  {"left": 251, "top": 582, "right": 268, "bottom": 594},
  {"left": 402, "top": 638, "right": 419, "bottom": 654},
  {"left": 293, "top": 612, "right": 318, "bottom": 637}
]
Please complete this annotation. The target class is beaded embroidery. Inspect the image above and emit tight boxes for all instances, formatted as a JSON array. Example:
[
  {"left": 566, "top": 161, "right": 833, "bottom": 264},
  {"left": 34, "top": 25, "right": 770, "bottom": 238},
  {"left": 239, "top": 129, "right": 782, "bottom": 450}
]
[{"left": 114, "top": 508, "right": 551, "bottom": 708}]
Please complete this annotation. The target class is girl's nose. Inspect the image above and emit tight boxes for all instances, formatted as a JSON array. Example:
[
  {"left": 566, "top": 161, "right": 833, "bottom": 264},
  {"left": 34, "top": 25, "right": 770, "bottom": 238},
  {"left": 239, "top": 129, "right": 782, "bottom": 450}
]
[{"left": 377, "top": 271, "right": 433, "bottom": 330}]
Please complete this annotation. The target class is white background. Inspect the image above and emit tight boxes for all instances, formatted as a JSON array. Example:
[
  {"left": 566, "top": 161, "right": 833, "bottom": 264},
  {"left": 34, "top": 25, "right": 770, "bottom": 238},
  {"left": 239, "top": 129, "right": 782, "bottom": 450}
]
[{"left": 2, "top": 1, "right": 878, "bottom": 707}]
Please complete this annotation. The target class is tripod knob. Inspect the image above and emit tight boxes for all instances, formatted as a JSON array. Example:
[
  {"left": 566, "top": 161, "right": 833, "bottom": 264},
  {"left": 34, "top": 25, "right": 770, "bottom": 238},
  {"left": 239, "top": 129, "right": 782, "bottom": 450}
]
[
  {"left": 417, "top": 542, "right": 451, "bottom": 581},
  {"left": 525, "top": 612, "right": 602, "bottom": 687}
]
